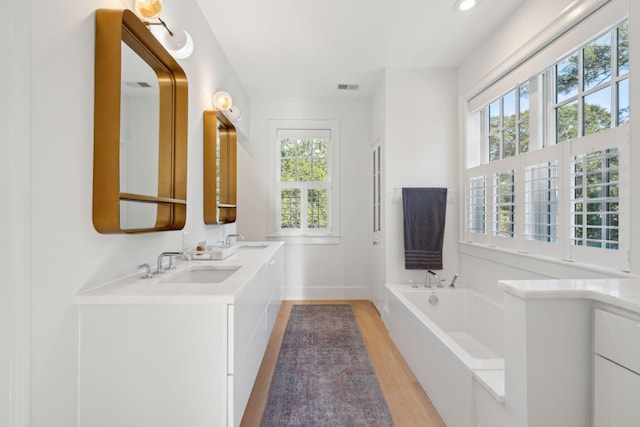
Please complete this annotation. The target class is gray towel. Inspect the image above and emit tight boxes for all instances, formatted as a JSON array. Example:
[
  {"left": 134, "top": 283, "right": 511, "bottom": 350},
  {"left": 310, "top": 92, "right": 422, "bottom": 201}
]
[{"left": 402, "top": 187, "right": 447, "bottom": 270}]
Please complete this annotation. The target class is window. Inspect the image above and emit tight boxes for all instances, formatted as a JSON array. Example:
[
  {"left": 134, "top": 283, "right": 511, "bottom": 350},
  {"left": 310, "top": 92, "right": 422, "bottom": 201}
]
[
  {"left": 554, "top": 21, "right": 630, "bottom": 142},
  {"left": 571, "top": 148, "right": 619, "bottom": 249},
  {"left": 469, "top": 176, "right": 487, "bottom": 235},
  {"left": 524, "top": 161, "right": 558, "bottom": 243},
  {"left": 493, "top": 170, "right": 516, "bottom": 238},
  {"left": 488, "top": 83, "right": 530, "bottom": 161},
  {"left": 269, "top": 120, "right": 340, "bottom": 241},
  {"left": 372, "top": 143, "right": 382, "bottom": 233},
  {"left": 464, "top": 18, "right": 629, "bottom": 270}
]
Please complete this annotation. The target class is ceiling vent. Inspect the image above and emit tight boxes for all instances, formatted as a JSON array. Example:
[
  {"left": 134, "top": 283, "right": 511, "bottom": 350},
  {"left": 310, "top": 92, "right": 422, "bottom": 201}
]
[{"left": 337, "top": 84, "right": 360, "bottom": 91}]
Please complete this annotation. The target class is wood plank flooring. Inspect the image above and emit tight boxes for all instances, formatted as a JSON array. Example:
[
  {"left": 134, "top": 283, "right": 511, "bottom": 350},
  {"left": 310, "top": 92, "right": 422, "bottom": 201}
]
[{"left": 240, "top": 300, "right": 446, "bottom": 427}]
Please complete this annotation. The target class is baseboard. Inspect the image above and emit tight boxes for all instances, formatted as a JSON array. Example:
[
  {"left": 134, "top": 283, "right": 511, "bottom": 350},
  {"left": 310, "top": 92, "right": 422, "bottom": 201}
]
[{"left": 283, "top": 286, "right": 370, "bottom": 300}]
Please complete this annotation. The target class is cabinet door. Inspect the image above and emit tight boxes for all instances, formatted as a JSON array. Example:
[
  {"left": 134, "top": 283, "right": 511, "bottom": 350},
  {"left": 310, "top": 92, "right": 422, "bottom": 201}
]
[{"left": 594, "top": 355, "right": 640, "bottom": 427}]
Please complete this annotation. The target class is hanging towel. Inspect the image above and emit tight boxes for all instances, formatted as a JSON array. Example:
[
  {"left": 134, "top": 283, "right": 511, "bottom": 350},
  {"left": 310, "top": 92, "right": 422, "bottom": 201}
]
[{"left": 402, "top": 187, "right": 447, "bottom": 270}]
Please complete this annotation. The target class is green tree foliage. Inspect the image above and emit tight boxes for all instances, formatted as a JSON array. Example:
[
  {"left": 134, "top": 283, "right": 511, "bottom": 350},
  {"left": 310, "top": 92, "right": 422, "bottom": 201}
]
[
  {"left": 280, "top": 138, "right": 328, "bottom": 182},
  {"left": 495, "top": 171, "right": 515, "bottom": 238},
  {"left": 280, "top": 138, "right": 329, "bottom": 229}
]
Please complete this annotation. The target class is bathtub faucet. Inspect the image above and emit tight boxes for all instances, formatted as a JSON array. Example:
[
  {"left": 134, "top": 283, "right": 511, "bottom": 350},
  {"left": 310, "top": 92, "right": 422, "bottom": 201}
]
[{"left": 425, "top": 270, "right": 440, "bottom": 288}]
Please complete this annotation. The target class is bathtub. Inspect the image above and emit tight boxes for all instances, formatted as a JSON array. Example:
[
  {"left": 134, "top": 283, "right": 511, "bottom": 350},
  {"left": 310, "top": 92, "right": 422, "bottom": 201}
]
[{"left": 383, "top": 283, "right": 504, "bottom": 427}]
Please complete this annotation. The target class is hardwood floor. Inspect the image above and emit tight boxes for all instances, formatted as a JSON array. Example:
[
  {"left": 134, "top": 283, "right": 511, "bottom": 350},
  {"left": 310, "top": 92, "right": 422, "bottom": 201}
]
[{"left": 240, "top": 300, "right": 446, "bottom": 427}]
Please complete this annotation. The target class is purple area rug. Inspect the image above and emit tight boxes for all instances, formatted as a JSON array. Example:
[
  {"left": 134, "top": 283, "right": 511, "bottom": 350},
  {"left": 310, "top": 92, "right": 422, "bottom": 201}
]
[{"left": 260, "top": 305, "right": 395, "bottom": 427}]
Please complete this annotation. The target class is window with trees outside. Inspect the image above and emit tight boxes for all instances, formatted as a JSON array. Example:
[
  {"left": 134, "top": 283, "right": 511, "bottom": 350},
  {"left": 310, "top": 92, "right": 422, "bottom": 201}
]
[
  {"left": 271, "top": 123, "right": 339, "bottom": 239},
  {"left": 465, "top": 18, "right": 629, "bottom": 270}
]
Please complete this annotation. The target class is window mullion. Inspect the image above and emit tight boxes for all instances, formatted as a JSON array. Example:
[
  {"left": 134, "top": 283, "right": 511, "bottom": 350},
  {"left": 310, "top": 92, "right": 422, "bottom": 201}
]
[
  {"left": 300, "top": 182, "right": 309, "bottom": 234},
  {"left": 515, "top": 155, "right": 526, "bottom": 251},
  {"left": 578, "top": 44, "right": 585, "bottom": 138}
]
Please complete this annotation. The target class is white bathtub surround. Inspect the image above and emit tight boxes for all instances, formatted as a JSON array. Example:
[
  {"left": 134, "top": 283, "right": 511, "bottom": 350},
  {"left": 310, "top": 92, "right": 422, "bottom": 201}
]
[
  {"left": 384, "top": 279, "right": 640, "bottom": 427},
  {"left": 74, "top": 242, "right": 283, "bottom": 427},
  {"left": 383, "top": 284, "right": 503, "bottom": 427}
]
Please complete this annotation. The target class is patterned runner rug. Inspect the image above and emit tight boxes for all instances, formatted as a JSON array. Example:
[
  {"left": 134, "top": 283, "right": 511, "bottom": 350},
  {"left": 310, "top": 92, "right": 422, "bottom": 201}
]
[{"left": 260, "top": 304, "right": 395, "bottom": 426}]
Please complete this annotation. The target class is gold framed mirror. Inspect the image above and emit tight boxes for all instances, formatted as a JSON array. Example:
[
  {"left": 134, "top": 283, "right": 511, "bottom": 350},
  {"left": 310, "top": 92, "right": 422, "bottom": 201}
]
[
  {"left": 93, "top": 9, "right": 188, "bottom": 233},
  {"left": 204, "top": 110, "right": 237, "bottom": 224}
]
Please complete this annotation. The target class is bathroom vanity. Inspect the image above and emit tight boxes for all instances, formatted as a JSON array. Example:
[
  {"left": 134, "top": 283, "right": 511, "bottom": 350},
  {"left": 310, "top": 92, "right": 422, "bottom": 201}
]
[
  {"left": 495, "top": 278, "right": 640, "bottom": 427},
  {"left": 593, "top": 308, "right": 640, "bottom": 426},
  {"left": 74, "top": 241, "right": 283, "bottom": 427}
]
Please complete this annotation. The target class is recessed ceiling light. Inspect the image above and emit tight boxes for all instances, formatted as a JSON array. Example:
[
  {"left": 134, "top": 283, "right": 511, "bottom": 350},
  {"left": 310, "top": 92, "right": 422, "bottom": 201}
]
[{"left": 454, "top": 0, "right": 477, "bottom": 12}]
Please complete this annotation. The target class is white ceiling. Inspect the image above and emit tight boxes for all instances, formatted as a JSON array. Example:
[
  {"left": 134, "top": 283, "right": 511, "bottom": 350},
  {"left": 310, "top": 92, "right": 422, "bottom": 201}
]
[{"left": 196, "top": 0, "right": 526, "bottom": 98}]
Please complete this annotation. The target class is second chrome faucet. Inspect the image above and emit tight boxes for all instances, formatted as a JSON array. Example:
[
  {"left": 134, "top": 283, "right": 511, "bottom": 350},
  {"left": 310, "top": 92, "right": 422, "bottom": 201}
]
[{"left": 156, "top": 251, "right": 191, "bottom": 274}]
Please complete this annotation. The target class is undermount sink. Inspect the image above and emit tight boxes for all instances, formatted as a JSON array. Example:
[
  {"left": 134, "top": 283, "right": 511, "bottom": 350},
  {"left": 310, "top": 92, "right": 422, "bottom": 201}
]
[
  {"left": 162, "top": 266, "right": 240, "bottom": 284},
  {"left": 238, "top": 244, "right": 269, "bottom": 250}
]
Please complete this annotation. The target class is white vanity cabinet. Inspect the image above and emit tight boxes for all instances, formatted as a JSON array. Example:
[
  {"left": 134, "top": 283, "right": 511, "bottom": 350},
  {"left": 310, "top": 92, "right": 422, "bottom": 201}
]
[
  {"left": 593, "top": 309, "right": 640, "bottom": 427},
  {"left": 230, "top": 247, "right": 283, "bottom": 424},
  {"left": 76, "top": 243, "right": 283, "bottom": 427}
]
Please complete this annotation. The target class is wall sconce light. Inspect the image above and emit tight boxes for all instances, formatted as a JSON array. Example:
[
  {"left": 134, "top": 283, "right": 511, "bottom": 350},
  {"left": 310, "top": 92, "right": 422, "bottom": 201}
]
[
  {"left": 133, "top": 0, "right": 194, "bottom": 59},
  {"left": 213, "top": 91, "right": 233, "bottom": 111},
  {"left": 159, "top": 26, "right": 194, "bottom": 59},
  {"left": 454, "top": 0, "right": 477, "bottom": 12},
  {"left": 226, "top": 105, "right": 242, "bottom": 122},
  {"left": 134, "top": 0, "right": 163, "bottom": 19}
]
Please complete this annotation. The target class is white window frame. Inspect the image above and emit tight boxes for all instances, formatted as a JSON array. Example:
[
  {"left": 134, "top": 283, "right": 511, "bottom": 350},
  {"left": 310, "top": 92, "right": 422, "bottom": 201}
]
[
  {"left": 463, "top": 8, "right": 630, "bottom": 271},
  {"left": 268, "top": 119, "right": 340, "bottom": 244}
]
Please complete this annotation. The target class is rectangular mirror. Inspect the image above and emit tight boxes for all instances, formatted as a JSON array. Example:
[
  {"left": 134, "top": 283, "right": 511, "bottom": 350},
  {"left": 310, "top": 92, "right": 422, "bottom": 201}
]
[
  {"left": 93, "top": 9, "right": 188, "bottom": 233},
  {"left": 204, "top": 111, "right": 237, "bottom": 224}
]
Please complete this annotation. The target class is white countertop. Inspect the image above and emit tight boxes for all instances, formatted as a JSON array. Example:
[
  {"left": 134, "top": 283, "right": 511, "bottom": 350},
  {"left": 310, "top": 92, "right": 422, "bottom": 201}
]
[
  {"left": 74, "top": 241, "right": 283, "bottom": 305},
  {"left": 498, "top": 278, "right": 640, "bottom": 313}
]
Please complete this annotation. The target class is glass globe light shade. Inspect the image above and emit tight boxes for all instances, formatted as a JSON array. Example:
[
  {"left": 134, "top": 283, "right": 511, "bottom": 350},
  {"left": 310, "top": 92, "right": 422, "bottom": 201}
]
[
  {"left": 134, "top": 0, "right": 164, "bottom": 19},
  {"left": 161, "top": 27, "right": 194, "bottom": 59},
  {"left": 213, "top": 91, "right": 233, "bottom": 111},
  {"left": 226, "top": 106, "right": 242, "bottom": 121}
]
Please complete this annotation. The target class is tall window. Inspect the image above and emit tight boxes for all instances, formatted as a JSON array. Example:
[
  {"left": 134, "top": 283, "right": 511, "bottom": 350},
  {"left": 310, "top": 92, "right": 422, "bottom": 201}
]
[
  {"left": 269, "top": 121, "right": 340, "bottom": 240},
  {"left": 488, "top": 83, "right": 530, "bottom": 161},
  {"left": 494, "top": 170, "right": 516, "bottom": 238},
  {"left": 524, "top": 161, "right": 558, "bottom": 243},
  {"left": 465, "top": 18, "right": 629, "bottom": 270},
  {"left": 277, "top": 129, "right": 331, "bottom": 234},
  {"left": 571, "top": 148, "right": 619, "bottom": 249}
]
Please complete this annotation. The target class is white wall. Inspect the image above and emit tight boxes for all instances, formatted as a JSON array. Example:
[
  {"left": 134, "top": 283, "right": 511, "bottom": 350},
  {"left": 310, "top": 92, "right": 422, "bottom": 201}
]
[
  {"left": 458, "top": 0, "right": 582, "bottom": 98},
  {"left": 457, "top": 0, "right": 638, "bottom": 300},
  {"left": 26, "top": 0, "right": 248, "bottom": 425},
  {"left": 239, "top": 97, "right": 371, "bottom": 299},
  {"left": 3, "top": 1, "right": 31, "bottom": 425},
  {"left": 381, "top": 68, "right": 460, "bottom": 286}
]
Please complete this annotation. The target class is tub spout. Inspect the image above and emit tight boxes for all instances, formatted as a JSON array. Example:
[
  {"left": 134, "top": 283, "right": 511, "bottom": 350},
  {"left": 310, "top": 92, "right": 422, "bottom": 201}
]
[{"left": 425, "top": 270, "right": 439, "bottom": 288}]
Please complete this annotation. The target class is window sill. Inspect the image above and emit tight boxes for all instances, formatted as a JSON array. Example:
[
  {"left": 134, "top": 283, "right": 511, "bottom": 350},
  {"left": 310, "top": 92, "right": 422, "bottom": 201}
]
[
  {"left": 459, "top": 241, "right": 631, "bottom": 277},
  {"left": 267, "top": 234, "right": 341, "bottom": 245}
]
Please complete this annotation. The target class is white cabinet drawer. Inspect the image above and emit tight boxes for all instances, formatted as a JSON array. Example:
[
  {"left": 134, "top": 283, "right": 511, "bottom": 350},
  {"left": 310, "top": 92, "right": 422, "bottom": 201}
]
[
  {"left": 594, "top": 355, "right": 640, "bottom": 427},
  {"left": 594, "top": 309, "right": 640, "bottom": 374}
]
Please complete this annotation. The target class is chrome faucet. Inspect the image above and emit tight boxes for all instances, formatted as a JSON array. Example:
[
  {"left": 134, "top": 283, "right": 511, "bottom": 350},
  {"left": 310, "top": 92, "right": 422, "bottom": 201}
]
[
  {"left": 224, "top": 234, "right": 244, "bottom": 246},
  {"left": 137, "top": 263, "right": 154, "bottom": 279},
  {"left": 425, "top": 270, "right": 440, "bottom": 288},
  {"left": 156, "top": 251, "right": 191, "bottom": 273}
]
